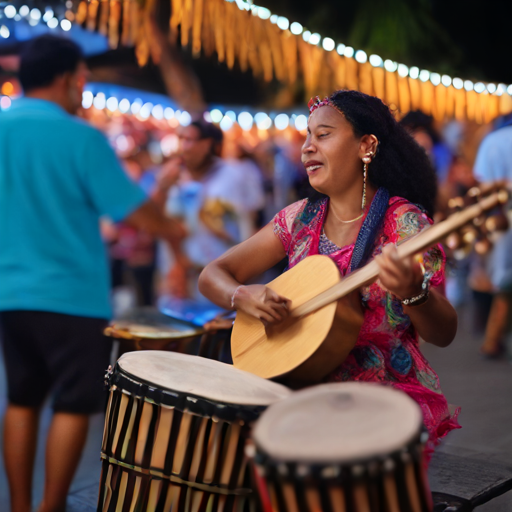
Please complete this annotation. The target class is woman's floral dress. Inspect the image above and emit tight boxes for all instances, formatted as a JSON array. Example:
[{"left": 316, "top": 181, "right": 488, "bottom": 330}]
[{"left": 272, "top": 196, "right": 460, "bottom": 457}]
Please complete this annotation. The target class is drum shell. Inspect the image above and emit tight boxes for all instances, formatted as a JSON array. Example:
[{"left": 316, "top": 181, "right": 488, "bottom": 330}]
[
  {"left": 98, "top": 359, "right": 277, "bottom": 512},
  {"left": 98, "top": 458, "right": 254, "bottom": 512},
  {"left": 249, "top": 437, "right": 433, "bottom": 512},
  {"left": 104, "top": 306, "right": 231, "bottom": 362}
]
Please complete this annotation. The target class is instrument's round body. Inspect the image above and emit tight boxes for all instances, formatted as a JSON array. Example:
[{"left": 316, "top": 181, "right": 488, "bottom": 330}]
[
  {"left": 250, "top": 382, "right": 432, "bottom": 512},
  {"left": 231, "top": 256, "right": 341, "bottom": 379},
  {"left": 99, "top": 351, "right": 291, "bottom": 512}
]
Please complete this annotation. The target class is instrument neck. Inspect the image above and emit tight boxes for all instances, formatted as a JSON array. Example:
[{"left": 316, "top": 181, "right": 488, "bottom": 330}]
[{"left": 292, "top": 191, "right": 503, "bottom": 318}]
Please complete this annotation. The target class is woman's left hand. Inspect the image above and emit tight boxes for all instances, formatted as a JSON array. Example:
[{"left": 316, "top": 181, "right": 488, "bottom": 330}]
[{"left": 375, "top": 244, "right": 424, "bottom": 300}]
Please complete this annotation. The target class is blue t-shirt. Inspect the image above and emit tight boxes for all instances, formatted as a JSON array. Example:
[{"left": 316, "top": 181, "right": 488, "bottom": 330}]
[{"left": 0, "top": 98, "right": 147, "bottom": 318}]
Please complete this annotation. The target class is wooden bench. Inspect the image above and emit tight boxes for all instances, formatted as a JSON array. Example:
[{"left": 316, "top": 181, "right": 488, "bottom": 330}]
[
  {"left": 68, "top": 446, "right": 512, "bottom": 512},
  {"left": 429, "top": 445, "right": 512, "bottom": 511}
]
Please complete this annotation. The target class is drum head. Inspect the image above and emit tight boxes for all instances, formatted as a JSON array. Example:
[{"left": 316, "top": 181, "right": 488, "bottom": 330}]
[
  {"left": 117, "top": 351, "right": 291, "bottom": 406},
  {"left": 253, "top": 382, "right": 423, "bottom": 464},
  {"left": 107, "top": 307, "right": 203, "bottom": 339}
]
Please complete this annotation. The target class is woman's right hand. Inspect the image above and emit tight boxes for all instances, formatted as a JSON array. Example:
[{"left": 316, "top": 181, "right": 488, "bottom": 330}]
[{"left": 232, "top": 284, "right": 291, "bottom": 325}]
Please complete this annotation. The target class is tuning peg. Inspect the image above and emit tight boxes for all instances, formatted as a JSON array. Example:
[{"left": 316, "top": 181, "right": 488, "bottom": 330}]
[
  {"left": 468, "top": 186, "right": 481, "bottom": 198},
  {"left": 473, "top": 216, "right": 485, "bottom": 227},
  {"left": 497, "top": 188, "right": 510, "bottom": 204},
  {"left": 448, "top": 197, "right": 465, "bottom": 210}
]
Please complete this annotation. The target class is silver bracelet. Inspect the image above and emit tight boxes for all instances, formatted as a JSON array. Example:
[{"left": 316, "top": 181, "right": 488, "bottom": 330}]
[
  {"left": 230, "top": 285, "right": 245, "bottom": 310},
  {"left": 401, "top": 289, "right": 429, "bottom": 307},
  {"left": 401, "top": 271, "right": 431, "bottom": 307}
]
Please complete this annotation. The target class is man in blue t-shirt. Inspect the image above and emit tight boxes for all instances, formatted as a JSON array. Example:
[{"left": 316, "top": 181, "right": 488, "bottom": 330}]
[{"left": 0, "top": 35, "right": 184, "bottom": 512}]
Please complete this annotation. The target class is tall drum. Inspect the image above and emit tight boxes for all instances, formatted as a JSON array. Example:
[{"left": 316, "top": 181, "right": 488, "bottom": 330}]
[
  {"left": 99, "top": 351, "right": 291, "bottom": 512},
  {"left": 250, "top": 383, "right": 432, "bottom": 512}
]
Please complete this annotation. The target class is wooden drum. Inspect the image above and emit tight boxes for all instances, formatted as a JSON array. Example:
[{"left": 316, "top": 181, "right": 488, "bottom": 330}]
[
  {"left": 104, "top": 307, "right": 205, "bottom": 353},
  {"left": 99, "top": 351, "right": 291, "bottom": 512},
  {"left": 250, "top": 383, "right": 433, "bottom": 512}
]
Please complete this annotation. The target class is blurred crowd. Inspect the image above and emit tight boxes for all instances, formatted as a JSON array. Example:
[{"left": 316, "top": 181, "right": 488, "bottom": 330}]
[{"left": 83, "top": 104, "right": 512, "bottom": 357}]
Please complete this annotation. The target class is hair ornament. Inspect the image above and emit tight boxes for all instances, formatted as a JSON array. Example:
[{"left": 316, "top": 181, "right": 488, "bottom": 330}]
[{"left": 308, "top": 95, "right": 344, "bottom": 117}]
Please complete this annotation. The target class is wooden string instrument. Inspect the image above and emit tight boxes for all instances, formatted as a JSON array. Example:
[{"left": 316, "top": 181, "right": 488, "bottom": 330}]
[{"left": 231, "top": 187, "right": 509, "bottom": 387}]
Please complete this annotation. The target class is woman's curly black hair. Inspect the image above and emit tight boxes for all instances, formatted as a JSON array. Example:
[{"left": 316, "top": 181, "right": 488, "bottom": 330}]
[{"left": 328, "top": 90, "right": 438, "bottom": 217}]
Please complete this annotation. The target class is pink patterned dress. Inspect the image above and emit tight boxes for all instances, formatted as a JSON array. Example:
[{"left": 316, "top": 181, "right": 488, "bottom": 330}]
[{"left": 272, "top": 196, "right": 460, "bottom": 457}]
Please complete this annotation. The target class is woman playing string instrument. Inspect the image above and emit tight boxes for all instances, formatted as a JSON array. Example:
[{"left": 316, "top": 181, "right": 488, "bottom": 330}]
[{"left": 199, "top": 90, "right": 460, "bottom": 456}]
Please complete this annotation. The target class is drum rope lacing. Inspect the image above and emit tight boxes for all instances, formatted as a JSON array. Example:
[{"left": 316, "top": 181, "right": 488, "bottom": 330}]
[{"left": 99, "top": 453, "right": 252, "bottom": 496}]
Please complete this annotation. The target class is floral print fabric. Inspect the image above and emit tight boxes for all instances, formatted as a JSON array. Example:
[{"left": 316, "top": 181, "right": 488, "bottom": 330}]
[{"left": 272, "top": 196, "right": 460, "bottom": 457}]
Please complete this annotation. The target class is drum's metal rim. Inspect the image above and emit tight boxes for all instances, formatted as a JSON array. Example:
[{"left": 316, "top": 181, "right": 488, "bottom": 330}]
[{"left": 107, "top": 363, "right": 268, "bottom": 423}]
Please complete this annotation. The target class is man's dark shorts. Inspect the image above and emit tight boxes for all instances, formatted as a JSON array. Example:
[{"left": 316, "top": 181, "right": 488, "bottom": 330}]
[{"left": 0, "top": 310, "right": 111, "bottom": 414}]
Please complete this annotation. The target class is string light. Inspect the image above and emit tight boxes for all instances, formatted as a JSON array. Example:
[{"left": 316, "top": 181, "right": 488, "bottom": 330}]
[
  {"left": 308, "top": 33, "right": 321, "bottom": 46},
  {"left": 4, "top": 5, "right": 16, "bottom": 18},
  {"left": 409, "top": 67, "right": 420, "bottom": 79},
  {"left": 0, "top": 25, "right": 10, "bottom": 38},
  {"left": 118, "top": 99, "right": 130, "bottom": 113},
  {"left": 453, "top": 78, "right": 464, "bottom": 90},
  {"left": 441, "top": 75, "right": 452, "bottom": 87},
  {"left": 1, "top": 0, "right": 509, "bottom": 115},
  {"left": 276, "top": 17, "right": 289, "bottom": 31},
  {"left": 322, "top": 38, "right": 335, "bottom": 52},
  {"left": 370, "top": 55, "right": 383, "bottom": 68},
  {"left": 384, "top": 60, "right": 398, "bottom": 73},
  {"left": 355, "top": 50, "right": 367, "bottom": 63},
  {"left": 227, "top": 0, "right": 511, "bottom": 97},
  {"left": 430, "top": 73, "right": 441, "bottom": 86},
  {"left": 210, "top": 109, "right": 223, "bottom": 123},
  {"left": 344, "top": 46, "right": 354, "bottom": 58},
  {"left": 290, "top": 22, "right": 302, "bottom": 35},
  {"left": 274, "top": 113, "right": 290, "bottom": 130},
  {"left": 397, "top": 64, "right": 409, "bottom": 77},
  {"left": 78, "top": 90, "right": 311, "bottom": 132}
]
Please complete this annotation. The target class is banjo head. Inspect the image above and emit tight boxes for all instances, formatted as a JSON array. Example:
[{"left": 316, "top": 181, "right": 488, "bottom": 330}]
[
  {"left": 231, "top": 255, "right": 340, "bottom": 379},
  {"left": 253, "top": 382, "right": 423, "bottom": 464}
]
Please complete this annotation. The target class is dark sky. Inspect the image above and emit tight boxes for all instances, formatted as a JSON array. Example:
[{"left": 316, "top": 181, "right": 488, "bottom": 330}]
[
  {"left": 431, "top": 0, "right": 512, "bottom": 84},
  {"left": 262, "top": 0, "right": 512, "bottom": 85}
]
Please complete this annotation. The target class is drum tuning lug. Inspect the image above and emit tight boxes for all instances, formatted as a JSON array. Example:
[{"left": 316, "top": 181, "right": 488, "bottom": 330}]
[
  {"left": 104, "top": 365, "right": 114, "bottom": 388},
  {"left": 351, "top": 464, "right": 365, "bottom": 478},
  {"left": 321, "top": 466, "right": 340, "bottom": 479},
  {"left": 277, "top": 463, "right": 288, "bottom": 476},
  {"left": 244, "top": 443, "right": 256, "bottom": 458},
  {"left": 296, "top": 464, "right": 309, "bottom": 478},
  {"left": 383, "top": 458, "right": 395, "bottom": 472}
]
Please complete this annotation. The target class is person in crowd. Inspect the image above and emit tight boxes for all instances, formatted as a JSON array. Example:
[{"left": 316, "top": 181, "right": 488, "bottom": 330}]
[
  {"left": 107, "top": 157, "right": 160, "bottom": 308},
  {"left": 199, "top": 90, "right": 460, "bottom": 458},
  {"left": 0, "top": 35, "right": 184, "bottom": 512},
  {"left": 473, "top": 119, "right": 512, "bottom": 357},
  {"left": 400, "top": 110, "right": 452, "bottom": 185},
  {"left": 160, "top": 119, "right": 264, "bottom": 299}
]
